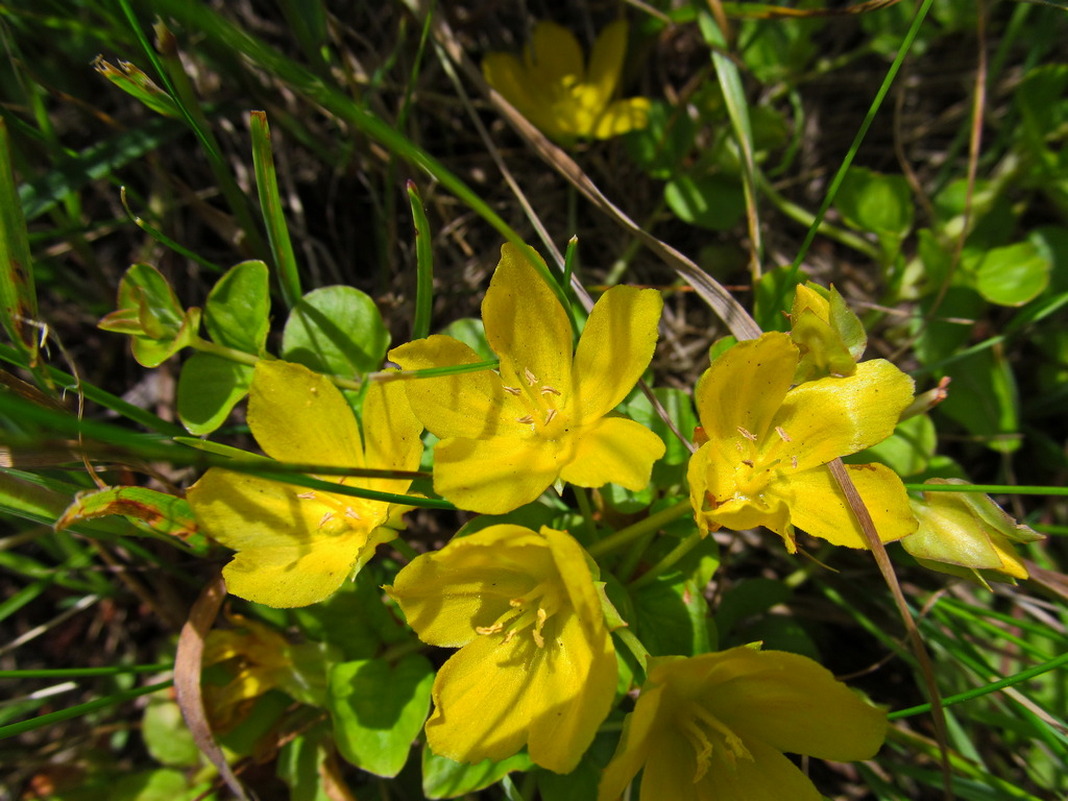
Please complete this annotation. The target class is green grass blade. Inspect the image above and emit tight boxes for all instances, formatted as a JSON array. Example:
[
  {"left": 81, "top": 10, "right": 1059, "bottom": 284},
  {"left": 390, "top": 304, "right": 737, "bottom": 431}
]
[
  {"left": 250, "top": 110, "right": 301, "bottom": 308},
  {"left": 0, "top": 119, "right": 39, "bottom": 358},
  {"left": 406, "top": 180, "right": 434, "bottom": 340}
]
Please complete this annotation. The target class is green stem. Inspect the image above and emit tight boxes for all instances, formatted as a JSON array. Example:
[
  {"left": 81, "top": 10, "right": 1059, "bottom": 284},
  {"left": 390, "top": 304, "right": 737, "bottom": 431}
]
[
  {"left": 614, "top": 627, "right": 651, "bottom": 675},
  {"left": 588, "top": 500, "right": 691, "bottom": 558},
  {"left": 572, "top": 486, "right": 599, "bottom": 543},
  {"left": 629, "top": 531, "right": 704, "bottom": 590}
]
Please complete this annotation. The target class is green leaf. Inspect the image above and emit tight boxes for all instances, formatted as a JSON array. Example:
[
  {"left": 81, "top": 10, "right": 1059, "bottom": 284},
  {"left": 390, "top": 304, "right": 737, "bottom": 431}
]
[
  {"left": 972, "top": 241, "right": 1051, "bottom": 307},
  {"left": 250, "top": 111, "right": 302, "bottom": 308},
  {"left": 328, "top": 654, "right": 433, "bottom": 778},
  {"left": 422, "top": 747, "right": 532, "bottom": 799},
  {"left": 849, "top": 414, "right": 937, "bottom": 477},
  {"left": 1016, "top": 64, "right": 1068, "bottom": 152},
  {"left": 277, "top": 724, "right": 333, "bottom": 801},
  {"left": 663, "top": 174, "right": 746, "bottom": 231},
  {"left": 55, "top": 484, "right": 200, "bottom": 545},
  {"left": 835, "top": 166, "right": 913, "bottom": 243},
  {"left": 715, "top": 577, "right": 791, "bottom": 640},
  {"left": 282, "top": 285, "right": 389, "bottom": 376},
  {"left": 142, "top": 697, "right": 201, "bottom": 767},
  {"left": 625, "top": 99, "right": 699, "bottom": 180},
  {"left": 938, "top": 349, "right": 1021, "bottom": 454},
  {"left": 205, "top": 260, "right": 270, "bottom": 353},
  {"left": 177, "top": 353, "right": 253, "bottom": 435},
  {"left": 631, "top": 575, "right": 711, "bottom": 657},
  {"left": 439, "top": 317, "right": 492, "bottom": 359}
]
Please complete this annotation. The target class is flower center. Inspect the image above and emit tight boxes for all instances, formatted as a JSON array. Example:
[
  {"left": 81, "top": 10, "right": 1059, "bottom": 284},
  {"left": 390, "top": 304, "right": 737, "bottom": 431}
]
[
  {"left": 678, "top": 702, "right": 754, "bottom": 783},
  {"left": 709, "top": 425, "right": 799, "bottom": 510},
  {"left": 503, "top": 367, "right": 569, "bottom": 439},
  {"left": 475, "top": 580, "right": 563, "bottom": 648},
  {"left": 298, "top": 486, "right": 379, "bottom": 537}
]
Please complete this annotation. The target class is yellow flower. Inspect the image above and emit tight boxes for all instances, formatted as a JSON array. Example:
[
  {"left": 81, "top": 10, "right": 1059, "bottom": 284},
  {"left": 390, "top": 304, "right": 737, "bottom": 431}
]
[
  {"left": 385, "top": 524, "right": 616, "bottom": 773},
  {"left": 598, "top": 647, "right": 887, "bottom": 801},
  {"left": 389, "top": 243, "right": 664, "bottom": 514},
  {"left": 482, "top": 19, "right": 650, "bottom": 142},
  {"left": 688, "top": 332, "right": 916, "bottom": 550},
  {"left": 902, "top": 479, "right": 1043, "bottom": 586},
  {"left": 202, "top": 614, "right": 328, "bottom": 733},
  {"left": 187, "top": 360, "right": 423, "bottom": 608}
]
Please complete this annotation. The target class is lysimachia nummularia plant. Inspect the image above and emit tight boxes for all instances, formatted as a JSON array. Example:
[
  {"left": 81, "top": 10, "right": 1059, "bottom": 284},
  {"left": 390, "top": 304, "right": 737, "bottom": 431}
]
[{"left": 89, "top": 235, "right": 1042, "bottom": 800}]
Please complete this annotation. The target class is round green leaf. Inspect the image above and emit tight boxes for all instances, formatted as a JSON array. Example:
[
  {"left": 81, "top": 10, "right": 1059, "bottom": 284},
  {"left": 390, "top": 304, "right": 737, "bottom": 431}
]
[
  {"left": 205, "top": 259, "right": 270, "bottom": 353},
  {"left": 282, "top": 285, "right": 389, "bottom": 376},
  {"left": 328, "top": 654, "right": 433, "bottom": 778},
  {"left": 422, "top": 747, "right": 533, "bottom": 799},
  {"left": 835, "top": 166, "right": 913, "bottom": 240},
  {"left": 663, "top": 174, "right": 746, "bottom": 231},
  {"left": 177, "top": 353, "right": 252, "bottom": 435},
  {"left": 974, "top": 241, "right": 1051, "bottom": 307},
  {"left": 142, "top": 697, "right": 201, "bottom": 768}
]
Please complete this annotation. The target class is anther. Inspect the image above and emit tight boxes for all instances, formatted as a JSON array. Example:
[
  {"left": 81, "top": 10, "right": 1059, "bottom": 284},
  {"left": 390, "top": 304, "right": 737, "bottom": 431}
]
[
  {"left": 741, "top": 459, "right": 754, "bottom": 467},
  {"left": 737, "top": 426, "right": 757, "bottom": 441},
  {"left": 516, "top": 415, "right": 535, "bottom": 425},
  {"left": 524, "top": 367, "right": 538, "bottom": 386},
  {"left": 775, "top": 426, "right": 792, "bottom": 442},
  {"left": 544, "top": 409, "right": 558, "bottom": 425},
  {"left": 297, "top": 491, "right": 317, "bottom": 500},
  {"left": 503, "top": 385, "right": 522, "bottom": 396},
  {"left": 540, "top": 386, "right": 561, "bottom": 396}
]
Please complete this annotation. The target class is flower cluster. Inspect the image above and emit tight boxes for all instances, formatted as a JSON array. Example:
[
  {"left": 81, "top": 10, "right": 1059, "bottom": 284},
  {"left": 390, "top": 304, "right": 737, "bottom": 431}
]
[{"left": 179, "top": 240, "right": 1039, "bottom": 798}]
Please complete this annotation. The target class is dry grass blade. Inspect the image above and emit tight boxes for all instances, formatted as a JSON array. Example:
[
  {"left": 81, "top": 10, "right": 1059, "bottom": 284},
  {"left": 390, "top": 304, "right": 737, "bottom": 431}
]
[
  {"left": 828, "top": 457, "right": 954, "bottom": 801},
  {"left": 175, "top": 573, "right": 250, "bottom": 801}
]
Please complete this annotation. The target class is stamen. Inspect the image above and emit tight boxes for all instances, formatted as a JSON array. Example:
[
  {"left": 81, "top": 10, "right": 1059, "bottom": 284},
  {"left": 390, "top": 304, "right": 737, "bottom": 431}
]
[
  {"left": 297, "top": 491, "right": 317, "bottom": 500},
  {"left": 531, "top": 607, "right": 548, "bottom": 648},
  {"left": 544, "top": 408, "right": 558, "bottom": 425},
  {"left": 524, "top": 367, "right": 538, "bottom": 386},
  {"left": 540, "top": 386, "right": 561, "bottom": 396},
  {"left": 775, "top": 426, "right": 792, "bottom": 442},
  {"left": 318, "top": 512, "right": 335, "bottom": 529},
  {"left": 737, "top": 426, "right": 757, "bottom": 441},
  {"left": 791, "top": 456, "right": 799, "bottom": 469},
  {"left": 516, "top": 414, "right": 535, "bottom": 424},
  {"left": 503, "top": 385, "right": 522, "bottom": 396},
  {"left": 741, "top": 459, "right": 754, "bottom": 467},
  {"left": 476, "top": 622, "right": 504, "bottom": 636}
]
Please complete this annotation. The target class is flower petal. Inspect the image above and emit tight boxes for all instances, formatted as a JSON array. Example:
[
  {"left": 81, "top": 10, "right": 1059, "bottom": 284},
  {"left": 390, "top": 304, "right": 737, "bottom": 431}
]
[
  {"left": 386, "top": 525, "right": 552, "bottom": 647},
  {"left": 771, "top": 359, "right": 915, "bottom": 472},
  {"left": 483, "top": 244, "right": 573, "bottom": 396},
  {"left": 188, "top": 470, "right": 393, "bottom": 607},
  {"left": 597, "top": 683, "right": 666, "bottom": 801},
  {"left": 359, "top": 375, "right": 423, "bottom": 495},
  {"left": 688, "top": 442, "right": 793, "bottom": 539},
  {"left": 695, "top": 333, "right": 797, "bottom": 444},
  {"left": 697, "top": 737, "right": 824, "bottom": 801},
  {"left": 705, "top": 648, "right": 888, "bottom": 763},
  {"left": 526, "top": 21, "right": 584, "bottom": 85},
  {"left": 572, "top": 284, "right": 662, "bottom": 422},
  {"left": 592, "top": 97, "right": 651, "bottom": 138},
  {"left": 389, "top": 335, "right": 517, "bottom": 439},
  {"left": 433, "top": 434, "right": 563, "bottom": 514},
  {"left": 586, "top": 19, "right": 627, "bottom": 104},
  {"left": 559, "top": 416, "right": 664, "bottom": 491},
  {"left": 772, "top": 463, "right": 916, "bottom": 548},
  {"left": 248, "top": 359, "right": 364, "bottom": 467}
]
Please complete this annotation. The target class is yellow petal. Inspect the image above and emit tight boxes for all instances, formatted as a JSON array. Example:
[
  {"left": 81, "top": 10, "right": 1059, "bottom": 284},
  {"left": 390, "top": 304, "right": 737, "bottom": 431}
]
[
  {"left": 705, "top": 648, "right": 888, "bottom": 763},
  {"left": 591, "top": 97, "right": 651, "bottom": 138},
  {"left": 248, "top": 359, "right": 364, "bottom": 467},
  {"left": 387, "top": 525, "right": 551, "bottom": 647},
  {"left": 483, "top": 244, "right": 573, "bottom": 395},
  {"left": 481, "top": 52, "right": 536, "bottom": 115},
  {"left": 586, "top": 19, "right": 627, "bottom": 104},
  {"left": 597, "top": 684, "right": 666, "bottom": 801},
  {"left": 358, "top": 375, "right": 423, "bottom": 494},
  {"left": 695, "top": 333, "right": 798, "bottom": 445},
  {"left": 432, "top": 435, "right": 564, "bottom": 514},
  {"left": 772, "top": 359, "right": 915, "bottom": 471},
  {"left": 558, "top": 416, "right": 664, "bottom": 491},
  {"left": 773, "top": 463, "right": 916, "bottom": 548},
  {"left": 188, "top": 470, "right": 393, "bottom": 607},
  {"left": 695, "top": 737, "right": 823, "bottom": 801},
  {"left": 389, "top": 335, "right": 517, "bottom": 439},
  {"left": 526, "top": 21, "right": 584, "bottom": 85},
  {"left": 571, "top": 285, "right": 662, "bottom": 422}
]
